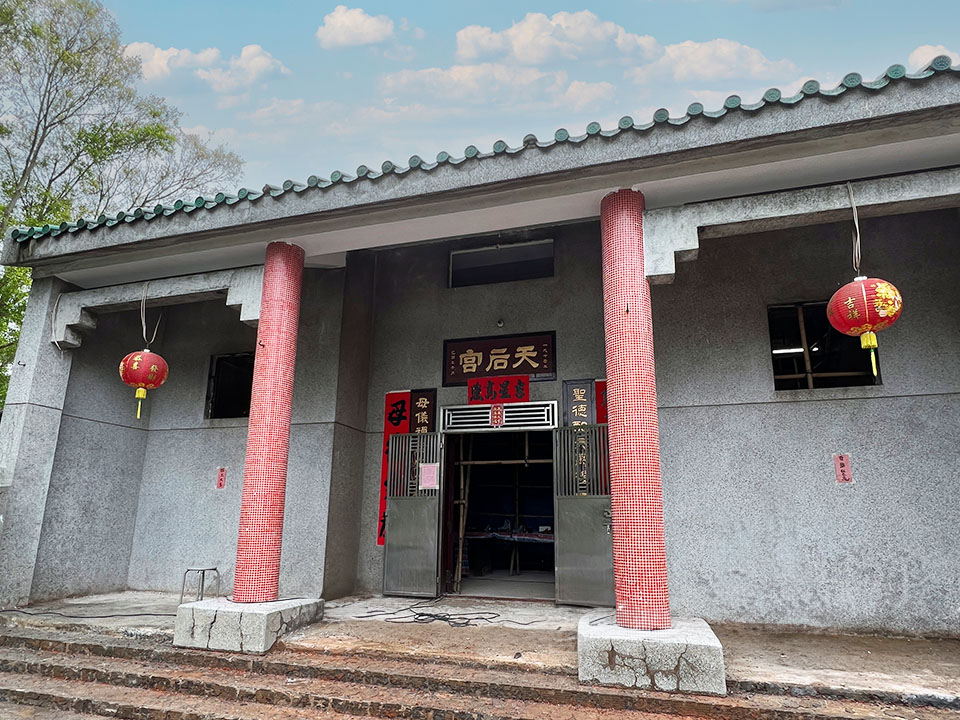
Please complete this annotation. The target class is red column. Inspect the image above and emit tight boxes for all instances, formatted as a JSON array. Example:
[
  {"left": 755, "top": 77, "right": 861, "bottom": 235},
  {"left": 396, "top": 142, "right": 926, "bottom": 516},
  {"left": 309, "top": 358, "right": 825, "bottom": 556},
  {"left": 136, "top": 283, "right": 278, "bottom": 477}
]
[
  {"left": 233, "top": 241, "right": 305, "bottom": 603},
  {"left": 601, "top": 189, "right": 671, "bottom": 630}
]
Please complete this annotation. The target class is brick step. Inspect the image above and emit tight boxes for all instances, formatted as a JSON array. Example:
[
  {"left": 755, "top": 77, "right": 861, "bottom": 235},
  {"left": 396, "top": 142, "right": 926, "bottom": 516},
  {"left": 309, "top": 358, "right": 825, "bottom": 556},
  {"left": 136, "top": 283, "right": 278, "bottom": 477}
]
[
  {"left": 0, "top": 640, "right": 954, "bottom": 720},
  {"left": 0, "top": 671, "right": 345, "bottom": 720},
  {"left": 0, "top": 699, "right": 103, "bottom": 719},
  {"left": 0, "top": 646, "right": 682, "bottom": 720}
]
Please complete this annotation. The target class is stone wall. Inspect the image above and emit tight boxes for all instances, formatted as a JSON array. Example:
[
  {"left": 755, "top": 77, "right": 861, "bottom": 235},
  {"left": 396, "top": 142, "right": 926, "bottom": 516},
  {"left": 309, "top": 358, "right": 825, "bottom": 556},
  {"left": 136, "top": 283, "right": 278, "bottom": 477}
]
[
  {"left": 353, "top": 210, "right": 959, "bottom": 635},
  {"left": 355, "top": 221, "right": 606, "bottom": 591},
  {"left": 653, "top": 209, "right": 959, "bottom": 635}
]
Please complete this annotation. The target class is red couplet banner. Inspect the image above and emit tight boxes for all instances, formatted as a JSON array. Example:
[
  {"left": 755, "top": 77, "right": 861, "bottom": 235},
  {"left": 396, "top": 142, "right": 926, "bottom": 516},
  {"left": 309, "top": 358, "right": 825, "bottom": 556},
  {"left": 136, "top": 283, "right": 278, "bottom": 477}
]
[
  {"left": 378, "top": 391, "right": 410, "bottom": 546},
  {"left": 595, "top": 379, "right": 608, "bottom": 423}
]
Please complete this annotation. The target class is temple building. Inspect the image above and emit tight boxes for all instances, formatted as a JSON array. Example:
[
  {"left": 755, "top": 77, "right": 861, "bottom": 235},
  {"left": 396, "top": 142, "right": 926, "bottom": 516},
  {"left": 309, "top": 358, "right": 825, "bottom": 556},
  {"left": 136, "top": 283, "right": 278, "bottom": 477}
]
[{"left": 1, "top": 58, "right": 958, "bottom": 665}]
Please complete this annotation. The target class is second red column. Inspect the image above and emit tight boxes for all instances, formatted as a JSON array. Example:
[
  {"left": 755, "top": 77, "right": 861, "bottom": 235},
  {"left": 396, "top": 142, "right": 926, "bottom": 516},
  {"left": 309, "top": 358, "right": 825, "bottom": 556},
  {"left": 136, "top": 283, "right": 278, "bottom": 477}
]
[
  {"left": 601, "top": 189, "right": 672, "bottom": 630},
  {"left": 233, "top": 241, "right": 305, "bottom": 603}
]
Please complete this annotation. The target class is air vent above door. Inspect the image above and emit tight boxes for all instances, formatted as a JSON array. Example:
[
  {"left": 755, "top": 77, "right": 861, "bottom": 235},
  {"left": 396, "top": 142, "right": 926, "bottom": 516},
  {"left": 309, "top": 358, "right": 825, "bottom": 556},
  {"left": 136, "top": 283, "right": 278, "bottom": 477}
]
[{"left": 442, "top": 401, "right": 557, "bottom": 432}]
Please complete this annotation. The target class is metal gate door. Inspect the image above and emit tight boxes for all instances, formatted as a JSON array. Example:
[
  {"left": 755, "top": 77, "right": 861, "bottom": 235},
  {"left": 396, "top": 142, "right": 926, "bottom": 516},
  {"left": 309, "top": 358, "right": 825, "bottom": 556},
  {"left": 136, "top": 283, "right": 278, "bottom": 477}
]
[
  {"left": 553, "top": 425, "right": 614, "bottom": 606},
  {"left": 383, "top": 432, "right": 444, "bottom": 597}
]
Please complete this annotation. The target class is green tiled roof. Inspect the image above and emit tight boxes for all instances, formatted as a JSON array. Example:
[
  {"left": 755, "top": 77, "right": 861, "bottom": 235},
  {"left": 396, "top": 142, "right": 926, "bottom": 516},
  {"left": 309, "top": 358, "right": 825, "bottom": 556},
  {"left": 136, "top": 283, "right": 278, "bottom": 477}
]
[{"left": 9, "top": 57, "right": 959, "bottom": 244}]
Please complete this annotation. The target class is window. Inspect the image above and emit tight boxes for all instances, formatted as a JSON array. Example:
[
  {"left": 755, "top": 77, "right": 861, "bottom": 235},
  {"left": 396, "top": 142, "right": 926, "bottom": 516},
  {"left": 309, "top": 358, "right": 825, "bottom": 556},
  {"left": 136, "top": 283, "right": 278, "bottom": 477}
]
[
  {"left": 450, "top": 239, "right": 554, "bottom": 288},
  {"left": 206, "top": 353, "right": 255, "bottom": 418},
  {"left": 767, "top": 302, "right": 879, "bottom": 390}
]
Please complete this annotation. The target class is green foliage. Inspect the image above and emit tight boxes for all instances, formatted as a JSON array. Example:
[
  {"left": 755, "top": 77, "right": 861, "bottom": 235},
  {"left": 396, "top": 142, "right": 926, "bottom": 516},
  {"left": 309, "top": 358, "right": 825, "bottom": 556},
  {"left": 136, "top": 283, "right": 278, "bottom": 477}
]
[
  {"left": 0, "top": 266, "right": 30, "bottom": 406},
  {"left": 0, "top": 0, "right": 243, "bottom": 407}
]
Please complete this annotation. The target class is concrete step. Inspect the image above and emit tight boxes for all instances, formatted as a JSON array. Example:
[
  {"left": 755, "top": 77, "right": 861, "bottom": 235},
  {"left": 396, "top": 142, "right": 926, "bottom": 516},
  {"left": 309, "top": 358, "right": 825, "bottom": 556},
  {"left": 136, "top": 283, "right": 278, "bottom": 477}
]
[
  {"left": 0, "top": 653, "right": 681, "bottom": 720},
  {"left": 0, "top": 631, "right": 955, "bottom": 720},
  {"left": 0, "top": 671, "right": 343, "bottom": 720},
  {"left": 0, "top": 699, "right": 103, "bottom": 719}
]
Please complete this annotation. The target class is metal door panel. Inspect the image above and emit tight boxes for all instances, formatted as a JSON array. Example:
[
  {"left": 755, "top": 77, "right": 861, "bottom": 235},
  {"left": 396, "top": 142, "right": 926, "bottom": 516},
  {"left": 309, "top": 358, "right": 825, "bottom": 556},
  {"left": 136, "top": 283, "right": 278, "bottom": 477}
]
[
  {"left": 555, "top": 496, "right": 614, "bottom": 606},
  {"left": 383, "top": 432, "right": 443, "bottom": 598},
  {"left": 383, "top": 496, "right": 440, "bottom": 597},
  {"left": 553, "top": 425, "right": 614, "bottom": 607}
]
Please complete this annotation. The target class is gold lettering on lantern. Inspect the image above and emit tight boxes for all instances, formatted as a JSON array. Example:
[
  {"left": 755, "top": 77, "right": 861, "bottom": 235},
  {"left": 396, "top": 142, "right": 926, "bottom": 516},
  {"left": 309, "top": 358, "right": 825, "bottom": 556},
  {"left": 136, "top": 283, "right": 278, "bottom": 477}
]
[
  {"left": 485, "top": 348, "right": 509, "bottom": 372},
  {"left": 512, "top": 345, "right": 540, "bottom": 369},
  {"left": 843, "top": 296, "right": 859, "bottom": 320},
  {"left": 459, "top": 349, "right": 482, "bottom": 373}
]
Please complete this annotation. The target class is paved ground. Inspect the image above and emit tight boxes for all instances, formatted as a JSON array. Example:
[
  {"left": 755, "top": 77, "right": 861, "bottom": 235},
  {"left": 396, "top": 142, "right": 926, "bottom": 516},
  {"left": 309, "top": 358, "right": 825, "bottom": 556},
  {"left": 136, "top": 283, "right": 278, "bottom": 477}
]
[
  {"left": 0, "top": 592, "right": 177, "bottom": 639},
  {"left": 2, "top": 591, "right": 958, "bottom": 705}
]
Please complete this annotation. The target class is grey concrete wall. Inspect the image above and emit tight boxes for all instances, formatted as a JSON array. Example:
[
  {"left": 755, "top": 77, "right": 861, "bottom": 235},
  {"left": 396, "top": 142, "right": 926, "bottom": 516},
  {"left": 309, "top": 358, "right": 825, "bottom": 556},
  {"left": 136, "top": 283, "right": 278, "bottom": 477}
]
[
  {"left": 653, "top": 209, "right": 960, "bottom": 635},
  {"left": 127, "top": 268, "right": 347, "bottom": 599},
  {"left": 356, "top": 222, "right": 606, "bottom": 591},
  {"left": 0, "top": 278, "right": 74, "bottom": 607},
  {"left": 323, "top": 253, "right": 376, "bottom": 598},
  {"left": 30, "top": 310, "right": 150, "bottom": 600},
  {"left": 353, "top": 210, "right": 958, "bottom": 636}
]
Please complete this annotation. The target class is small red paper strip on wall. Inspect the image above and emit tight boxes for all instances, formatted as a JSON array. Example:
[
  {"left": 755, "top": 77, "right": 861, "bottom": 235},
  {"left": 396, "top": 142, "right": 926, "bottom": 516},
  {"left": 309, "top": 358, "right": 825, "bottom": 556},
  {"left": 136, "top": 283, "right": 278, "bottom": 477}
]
[
  {"left": 378, "top": 391, "right": 411, "bottom": 545},
  {"left": 467, "top": 375, "right": 529, "bottom": 404},
  {"left": 833, "top": 453, "right": 853, "bottom": 484}
]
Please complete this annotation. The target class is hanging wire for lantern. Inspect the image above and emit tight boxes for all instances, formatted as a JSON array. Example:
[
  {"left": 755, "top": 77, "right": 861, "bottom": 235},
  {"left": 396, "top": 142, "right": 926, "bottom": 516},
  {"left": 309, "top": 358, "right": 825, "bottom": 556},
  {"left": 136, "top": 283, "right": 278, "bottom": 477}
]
[
  {"left": 118, "top": 282, "right": 168, "bottom": 419},
  {"left": 825, "top": 183, "right": 903, "bottom": 377}
]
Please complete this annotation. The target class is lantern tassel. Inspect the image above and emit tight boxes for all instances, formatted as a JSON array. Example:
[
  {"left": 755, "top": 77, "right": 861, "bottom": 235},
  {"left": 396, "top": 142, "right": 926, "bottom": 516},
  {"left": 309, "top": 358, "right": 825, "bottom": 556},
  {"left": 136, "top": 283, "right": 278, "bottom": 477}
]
[
  {"left": 135, "top": 387, "right": 147, "bottom": 420},
  {"left": 860, "top": 332, "right": 879, "bottom": 378}
]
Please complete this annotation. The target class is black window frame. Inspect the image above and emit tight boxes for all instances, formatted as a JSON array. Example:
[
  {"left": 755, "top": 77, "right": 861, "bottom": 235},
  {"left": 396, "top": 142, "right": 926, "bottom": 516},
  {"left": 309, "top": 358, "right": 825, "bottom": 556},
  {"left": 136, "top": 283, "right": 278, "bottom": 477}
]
[
  {"left": 448, "top": 238, "right": 554, "bottom": 288},
  {"left": 767, "top": 301, "right": 880, "bottom": 391},
  {"left": 205, "top": 352, "right": 256, "bottom": 419}
]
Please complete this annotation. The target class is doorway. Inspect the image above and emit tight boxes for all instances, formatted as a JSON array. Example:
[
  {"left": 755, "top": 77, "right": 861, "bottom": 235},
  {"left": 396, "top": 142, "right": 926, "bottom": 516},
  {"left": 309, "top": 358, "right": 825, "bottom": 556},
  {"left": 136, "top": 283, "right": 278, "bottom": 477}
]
[{"left": 442, "top": 431, "right": 555, "bottom": 600}]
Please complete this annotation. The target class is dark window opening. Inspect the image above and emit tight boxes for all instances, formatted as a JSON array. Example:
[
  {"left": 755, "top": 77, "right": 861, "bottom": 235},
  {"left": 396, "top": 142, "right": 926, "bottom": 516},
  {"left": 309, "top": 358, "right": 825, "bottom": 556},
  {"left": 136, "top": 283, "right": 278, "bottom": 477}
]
[
  {"left": 768, "top": 302, "right": 879, "bottom": 391},
  {"left": 206, "top": 353, "right": 255, "bottom": 418},
  {"left": 450, "top": 239, "right": 554, "bottom": 287}
]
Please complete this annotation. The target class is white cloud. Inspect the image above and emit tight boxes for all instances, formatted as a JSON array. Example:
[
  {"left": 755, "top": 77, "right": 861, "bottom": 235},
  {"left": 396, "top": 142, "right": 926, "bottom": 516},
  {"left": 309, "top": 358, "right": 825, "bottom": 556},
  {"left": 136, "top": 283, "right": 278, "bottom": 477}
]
[
  {"left": 455, "top": 11, "right": 658, "bottom": 65},
  {"left": 908, "top": 44, "right": 959, "bottom": 70},
  {"left": 559, "top": 80, "right": 615, "bottom": 110},
  {"left": 382, "top": 63, "right": 568, "bottom": 104},
  {"left": 216, "top": 93, "right": 250, "bottom": 110},
  {"left": 384, "top": 45, "right": 416, "bottom": 63},
  {"left": 315, "top": 5, "right": 394, "bottom": 49},
  {"left": 629, "top": 39, "right": 795, "bottom": 84},
  {"left": 124, "top": 42, "right": 220, "bottom": 81},
  {"left": 195, "top": 45, "right": 290, "bottom": 93},
  {"left": 399, "top": 17, "right": 426, "bottom": 40},
  {"left": 242, "top": 98, "right": 307, "bottom": 124}
]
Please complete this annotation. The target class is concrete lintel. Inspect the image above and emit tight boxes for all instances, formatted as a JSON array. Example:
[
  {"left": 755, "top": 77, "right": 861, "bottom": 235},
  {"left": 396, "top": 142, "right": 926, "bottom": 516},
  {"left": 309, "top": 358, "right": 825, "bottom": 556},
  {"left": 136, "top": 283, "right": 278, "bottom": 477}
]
[
  {"left": 643, "top": 166, "right": 960, "bottom": 284},
  {"left": 51, "top": 266, "right": 264, "bottom": 348},
  {"left": 173, "top": 597, "right": 323, "bottom": 654},
  {"left": 578, "top": 611, "right": 726, "bottom": 696}
]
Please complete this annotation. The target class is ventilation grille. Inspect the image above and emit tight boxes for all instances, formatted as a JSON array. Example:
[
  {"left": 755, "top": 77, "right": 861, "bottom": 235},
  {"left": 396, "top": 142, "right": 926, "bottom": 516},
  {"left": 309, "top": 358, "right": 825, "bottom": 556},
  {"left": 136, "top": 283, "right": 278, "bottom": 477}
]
[{"left": 442, "top": 401, "right": 557, "bottom": 432}]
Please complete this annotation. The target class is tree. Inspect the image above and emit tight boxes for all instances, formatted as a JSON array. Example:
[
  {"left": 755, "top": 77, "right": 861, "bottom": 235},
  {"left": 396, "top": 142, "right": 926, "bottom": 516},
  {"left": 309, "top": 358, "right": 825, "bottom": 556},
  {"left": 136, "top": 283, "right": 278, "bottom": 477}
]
[
  {"left": 0, "top": 266, "right": 29, "bottom": 408},
  {"left": 0, "top": 0, "right": 243, "bottom": 407}
]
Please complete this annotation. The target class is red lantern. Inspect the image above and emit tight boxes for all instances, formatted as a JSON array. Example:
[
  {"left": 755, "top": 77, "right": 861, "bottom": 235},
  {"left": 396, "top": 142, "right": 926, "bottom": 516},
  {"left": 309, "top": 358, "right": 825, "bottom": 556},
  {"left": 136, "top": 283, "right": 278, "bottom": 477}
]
[
  {"left": 119, "top": 349, "right": 169, "bottom": 419},
  {"left": 826, "top": 276, "right": 903, "bottom": 377}
]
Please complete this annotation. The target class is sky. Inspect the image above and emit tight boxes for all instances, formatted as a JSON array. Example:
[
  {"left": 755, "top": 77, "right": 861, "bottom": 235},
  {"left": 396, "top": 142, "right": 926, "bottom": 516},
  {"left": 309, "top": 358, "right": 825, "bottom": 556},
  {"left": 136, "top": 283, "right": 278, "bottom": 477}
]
[{"left": 106, "top": 0, "right": 960, "bottom": 191}]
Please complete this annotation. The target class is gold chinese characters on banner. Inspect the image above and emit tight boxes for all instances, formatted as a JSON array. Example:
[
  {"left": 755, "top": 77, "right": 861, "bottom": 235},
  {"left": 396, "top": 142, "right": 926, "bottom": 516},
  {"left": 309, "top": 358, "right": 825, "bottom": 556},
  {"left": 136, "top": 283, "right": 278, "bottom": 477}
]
[{"left": 444, "top": 332, "right": 556, "bottom": 386}]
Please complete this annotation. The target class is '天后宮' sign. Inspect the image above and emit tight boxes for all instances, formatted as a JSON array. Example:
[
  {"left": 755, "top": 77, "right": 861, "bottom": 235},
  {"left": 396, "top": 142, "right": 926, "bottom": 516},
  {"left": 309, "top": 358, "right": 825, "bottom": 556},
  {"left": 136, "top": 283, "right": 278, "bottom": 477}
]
[
  {"left": 444, "top": 332, "right": 556, "bottom": 386},
  {"left": 467, "top": 375, "right": 529, "bottom": 404}
]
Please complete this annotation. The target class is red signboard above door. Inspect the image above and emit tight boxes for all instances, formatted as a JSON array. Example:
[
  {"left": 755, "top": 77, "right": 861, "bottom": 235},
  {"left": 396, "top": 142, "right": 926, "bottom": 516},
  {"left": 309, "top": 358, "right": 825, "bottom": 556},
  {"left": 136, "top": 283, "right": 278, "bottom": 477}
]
[{"left": 467, "top": 375, "right": 530, "bottom": 404}]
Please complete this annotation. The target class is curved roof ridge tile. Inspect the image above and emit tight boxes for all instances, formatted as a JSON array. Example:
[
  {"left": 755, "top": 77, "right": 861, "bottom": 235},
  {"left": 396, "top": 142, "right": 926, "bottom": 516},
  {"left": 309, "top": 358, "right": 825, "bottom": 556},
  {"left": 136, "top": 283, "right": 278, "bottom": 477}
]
[{"left": 9, "top": 57, "right": 959, "bottom": 243}]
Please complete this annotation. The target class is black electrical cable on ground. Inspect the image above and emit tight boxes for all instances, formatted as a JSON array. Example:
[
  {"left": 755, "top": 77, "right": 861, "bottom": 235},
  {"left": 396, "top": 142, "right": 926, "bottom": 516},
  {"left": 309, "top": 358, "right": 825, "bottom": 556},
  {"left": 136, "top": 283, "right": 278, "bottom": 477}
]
[
  {"left": 353, "top": 599, "right": 539, "bottom": 628},
  {"left": 0, "top": 609, "right": 177, "bottom": 619}
]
